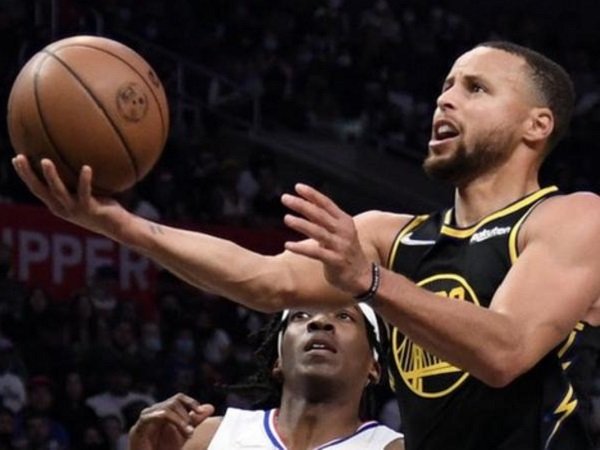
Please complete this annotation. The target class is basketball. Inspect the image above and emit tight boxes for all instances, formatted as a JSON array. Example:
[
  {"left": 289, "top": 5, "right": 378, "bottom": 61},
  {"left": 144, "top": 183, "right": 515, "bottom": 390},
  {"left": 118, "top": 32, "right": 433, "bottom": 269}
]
[{"left": 6, "top": 35, "right": 169, "bottom": 195}]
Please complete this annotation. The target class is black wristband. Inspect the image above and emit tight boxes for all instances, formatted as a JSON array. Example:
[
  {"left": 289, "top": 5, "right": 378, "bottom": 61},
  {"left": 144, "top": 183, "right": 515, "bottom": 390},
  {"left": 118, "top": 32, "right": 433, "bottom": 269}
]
[{"left": 353, "top": 263, "right": 381, "bottom": 304}]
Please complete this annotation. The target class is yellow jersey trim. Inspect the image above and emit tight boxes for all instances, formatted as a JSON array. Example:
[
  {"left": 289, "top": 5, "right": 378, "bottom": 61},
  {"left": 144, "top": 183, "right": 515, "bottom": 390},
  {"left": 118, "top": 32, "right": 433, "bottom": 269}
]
[
  {"left": 508, "top": 211, "right": 530, "bottom": 264},
  {"left": 545, "top": 384, "right": 578, "bottom": 449},
  {"left": 441, "top": 186, "right": 559, "bottom": 239},
  {"left": 557, "top": 322, "right": 585, "bottom": 359}
]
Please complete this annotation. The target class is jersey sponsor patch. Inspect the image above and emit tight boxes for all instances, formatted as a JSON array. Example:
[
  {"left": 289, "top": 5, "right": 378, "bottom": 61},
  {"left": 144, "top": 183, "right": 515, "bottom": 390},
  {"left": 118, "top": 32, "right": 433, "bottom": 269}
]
[{"left": 469, "top": 226, "right": 511, "bottom": 244}]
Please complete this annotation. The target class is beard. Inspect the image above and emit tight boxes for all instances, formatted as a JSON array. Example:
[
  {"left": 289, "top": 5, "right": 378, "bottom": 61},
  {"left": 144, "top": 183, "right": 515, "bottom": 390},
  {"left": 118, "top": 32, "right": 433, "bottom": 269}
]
[{"left": 423, "top": 127, "right": 515, "bottom": 186}]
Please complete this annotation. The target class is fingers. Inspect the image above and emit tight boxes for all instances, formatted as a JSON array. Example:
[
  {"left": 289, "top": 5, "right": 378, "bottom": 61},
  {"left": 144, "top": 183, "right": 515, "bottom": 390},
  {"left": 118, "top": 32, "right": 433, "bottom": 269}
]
[
  {"left": 138, "top": 394, "right": 213, "bottom": 437},
  {"left": 12, "top": 156, "right": 63, "bottom": 212},
  {"left": 284, "top": 213, "right": 335, "bottom": 246},
  {"left": 189, "top": 403, "right": 215, "bottom": 426},
  {"left": 282, "top": 183, "right": 356, "bottom": 251},
  {"left": 78, "top": 165, "right": 93, "bottom": 206},
  {"left": 281, "top": 184, "right": 347, "bottom": 232},
  {"left": 41, "top": 159, "right": 73, "bottom": 209},
  {"left": 284, "top": 238, "right": 336, "bottom": 262},
  {"left": 12, "top": 155, "right": 47, "bottom": 196},
  {"left": 294, "top": 183, "right": 344, "bottom": 219}
]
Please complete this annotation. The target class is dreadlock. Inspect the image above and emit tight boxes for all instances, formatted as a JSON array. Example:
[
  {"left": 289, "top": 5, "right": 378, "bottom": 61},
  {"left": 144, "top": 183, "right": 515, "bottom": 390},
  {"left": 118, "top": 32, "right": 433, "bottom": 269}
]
[{"left": 223, "top": 312, "right": 286, "bottom": 409}]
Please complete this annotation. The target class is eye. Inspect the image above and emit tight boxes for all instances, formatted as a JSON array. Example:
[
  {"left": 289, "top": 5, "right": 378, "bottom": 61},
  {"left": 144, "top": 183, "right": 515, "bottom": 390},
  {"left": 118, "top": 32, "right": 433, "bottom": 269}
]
[
  {"left": 337, "top": 311, "right": 355, "bottom": 321},
  {"left": 290, "top": 311, "right": 310, "bottom": 321},
  {"left": 469, "top": 82, "right": 486, "bottom": 93},
  {"left": 441, "top": 80, "right": 453, "bottom": 93}
]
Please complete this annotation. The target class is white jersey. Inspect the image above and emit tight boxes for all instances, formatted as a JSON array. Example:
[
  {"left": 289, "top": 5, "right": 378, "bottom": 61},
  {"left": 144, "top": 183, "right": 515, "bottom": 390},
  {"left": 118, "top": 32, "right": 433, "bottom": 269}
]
[{"left": 208, "top": 408, "right": 403, "bottom": 449}]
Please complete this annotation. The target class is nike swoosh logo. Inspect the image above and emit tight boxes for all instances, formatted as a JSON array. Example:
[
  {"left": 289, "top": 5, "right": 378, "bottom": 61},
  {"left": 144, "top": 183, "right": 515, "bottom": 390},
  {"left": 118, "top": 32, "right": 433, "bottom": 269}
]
[{"left": 399, "top": 232, "right": 436, "bottom": 246}]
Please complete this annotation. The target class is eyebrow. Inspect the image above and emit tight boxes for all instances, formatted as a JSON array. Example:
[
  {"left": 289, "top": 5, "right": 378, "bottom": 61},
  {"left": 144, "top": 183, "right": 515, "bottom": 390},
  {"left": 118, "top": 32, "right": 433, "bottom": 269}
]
[{"left": 443, "top": 73, "right": 489, "bottom": 89}]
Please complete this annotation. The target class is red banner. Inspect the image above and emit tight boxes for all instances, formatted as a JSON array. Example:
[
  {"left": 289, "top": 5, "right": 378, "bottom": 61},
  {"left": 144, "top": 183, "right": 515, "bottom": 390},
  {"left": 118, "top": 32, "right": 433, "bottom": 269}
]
[{"left": 0, "top": 203, "right": 297, "bottom": 316}]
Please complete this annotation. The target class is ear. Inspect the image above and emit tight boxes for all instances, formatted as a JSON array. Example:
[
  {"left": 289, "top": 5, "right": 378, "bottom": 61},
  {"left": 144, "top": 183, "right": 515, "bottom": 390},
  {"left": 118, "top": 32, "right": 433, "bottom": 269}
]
[
  {"left": 523, "top": 107, "right": 554, "bottom": 148},
  {"left": 366, "top": 360, "right": 382, "bottom": 386},
  {"left": 272, "top": 358, "right": 283, "bottom": 382}
]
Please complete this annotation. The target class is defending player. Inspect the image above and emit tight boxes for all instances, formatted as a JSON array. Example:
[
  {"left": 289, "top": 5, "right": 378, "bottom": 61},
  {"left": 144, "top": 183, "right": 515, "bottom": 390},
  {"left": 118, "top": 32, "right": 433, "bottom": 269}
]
[{"left": 128, "top": 304, "right": 404, "bottom": 449}]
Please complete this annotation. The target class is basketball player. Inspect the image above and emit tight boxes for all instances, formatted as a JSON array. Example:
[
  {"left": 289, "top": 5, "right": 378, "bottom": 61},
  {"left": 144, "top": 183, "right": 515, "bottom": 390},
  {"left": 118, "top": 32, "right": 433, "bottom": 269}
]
[
  {"left": 128, "top": 304, "right": 404, "bottom": 449},
  {"left": 12, "top": 41, "right": 600, "bottom": 449}
]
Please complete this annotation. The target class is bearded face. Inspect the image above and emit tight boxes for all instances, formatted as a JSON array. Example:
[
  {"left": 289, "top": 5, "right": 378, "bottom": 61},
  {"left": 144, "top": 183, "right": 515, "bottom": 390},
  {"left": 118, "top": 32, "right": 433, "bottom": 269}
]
[
  {"left": 424, "top": 47, "right": 538, "bottom": 186},
  {"left": 423, "top": 122, "right": 517, "bottom": 186}
]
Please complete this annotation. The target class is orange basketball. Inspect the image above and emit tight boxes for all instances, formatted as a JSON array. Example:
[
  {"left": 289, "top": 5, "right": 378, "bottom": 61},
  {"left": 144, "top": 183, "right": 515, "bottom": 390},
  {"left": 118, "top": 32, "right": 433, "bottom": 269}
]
[{"left": 6, "top": 35, "right": 169, "bottom": 195}]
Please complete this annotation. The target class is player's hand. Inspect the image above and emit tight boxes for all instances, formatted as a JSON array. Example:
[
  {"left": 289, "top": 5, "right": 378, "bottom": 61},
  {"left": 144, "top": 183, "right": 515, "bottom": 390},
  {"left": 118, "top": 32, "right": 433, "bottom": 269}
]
[
  {"left": 281, "top": 183, "right": 373, "bottom": 296},
  {"left": 12, "top": 155, "right": 130, "bottom": 239},
  {"left": 128, "top": 394, "right": 215, "bottom": 450}
]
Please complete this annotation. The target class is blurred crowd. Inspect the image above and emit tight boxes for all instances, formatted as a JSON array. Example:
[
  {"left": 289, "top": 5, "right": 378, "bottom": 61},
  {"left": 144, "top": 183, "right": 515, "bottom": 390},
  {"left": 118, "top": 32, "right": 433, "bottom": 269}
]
[
  {"left": 0, "top": 0, "right": 599, "bottom": 214},
  {"left": 91, "top": 0, "right": 599, "bottom": 193},
  {"left": 0, "top": 0, "right": 598, "bottom": 449},
  {"left": 0, "top": 244, "right": 274, "bottom": 449}
]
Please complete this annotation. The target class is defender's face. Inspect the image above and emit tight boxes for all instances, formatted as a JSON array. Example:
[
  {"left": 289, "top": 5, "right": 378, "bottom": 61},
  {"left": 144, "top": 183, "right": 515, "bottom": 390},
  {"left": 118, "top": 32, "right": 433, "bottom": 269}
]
[
  {"left": 425, "top": 47, "right": 535, "bottom": 184},
  {"left": 279, "top": 306, "right": 376, "bottom": 386}
]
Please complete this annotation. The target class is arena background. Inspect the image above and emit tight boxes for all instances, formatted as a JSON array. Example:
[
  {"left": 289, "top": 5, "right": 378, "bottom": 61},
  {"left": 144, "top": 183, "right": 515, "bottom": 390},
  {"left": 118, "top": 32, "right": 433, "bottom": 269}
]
[{"left": 0, "top": 1, "right": 598, "bottom": 449}]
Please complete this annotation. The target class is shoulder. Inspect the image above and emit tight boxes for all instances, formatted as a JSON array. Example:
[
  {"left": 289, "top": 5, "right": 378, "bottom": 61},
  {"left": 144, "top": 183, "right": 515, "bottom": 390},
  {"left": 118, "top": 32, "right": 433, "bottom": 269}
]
[
  {"left": 384, "top": 438, "right": 405, "bottom": 450},
  {"left": 354, "top": 210, "right": 414, "bottom": 227},
  {"left": 523, "top": 191, "right": 600, "bottom": 241},
  {"left": 376, "top": 424, "right": 404, "bottom": 450},
  {"left": 362, "top": 423, "right": 404, "bottom": 449},
  {"left": 354, "top": 211, "right": 414, "bottom": 262},
  {"left": 535, "top": 191, "right": 600, "bottom": 217}
]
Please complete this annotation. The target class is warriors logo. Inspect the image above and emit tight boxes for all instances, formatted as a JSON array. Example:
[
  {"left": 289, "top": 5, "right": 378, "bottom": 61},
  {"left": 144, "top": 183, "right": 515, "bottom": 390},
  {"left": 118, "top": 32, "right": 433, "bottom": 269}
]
[
  {"left": 116, "top": 83, "right": 148, "bottom": 122},
  {"left": 392, "top": 274, "right": 480, "bottom": 398}
]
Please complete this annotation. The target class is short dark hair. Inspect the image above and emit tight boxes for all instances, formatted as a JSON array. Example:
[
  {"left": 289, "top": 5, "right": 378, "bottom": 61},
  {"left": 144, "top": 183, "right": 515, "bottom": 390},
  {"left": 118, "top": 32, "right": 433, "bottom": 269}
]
[{"left": 477, "top": 41, "right": 575, "bottom": 152}]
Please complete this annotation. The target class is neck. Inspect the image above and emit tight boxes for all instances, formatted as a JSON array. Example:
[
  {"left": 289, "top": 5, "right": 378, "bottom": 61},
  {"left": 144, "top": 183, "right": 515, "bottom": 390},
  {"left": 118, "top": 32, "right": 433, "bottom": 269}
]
[
  {"left": 276, "top": 387, "right": 364, "bottom": 450},
  {"left": 452, "top": 152, "right": 542, "bottom": 227}
]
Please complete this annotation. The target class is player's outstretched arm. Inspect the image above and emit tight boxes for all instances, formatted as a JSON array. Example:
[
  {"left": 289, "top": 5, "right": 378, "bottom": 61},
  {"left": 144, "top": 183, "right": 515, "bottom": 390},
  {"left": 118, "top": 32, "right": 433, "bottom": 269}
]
[
  {"left": 13, "top": 156, "right": 387, "bottom": 312},
  {"left": 128, "top": 394, "right": 216, "bottom": 450}
]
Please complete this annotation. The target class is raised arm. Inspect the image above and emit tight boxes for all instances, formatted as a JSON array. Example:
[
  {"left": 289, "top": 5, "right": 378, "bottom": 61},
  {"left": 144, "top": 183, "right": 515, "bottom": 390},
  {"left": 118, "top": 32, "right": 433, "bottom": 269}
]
[
  {"left": 12, "top": 156, "right": 399, "bottom": 312},
  {"left": 282, "top": 184, "right": 600, "bottom": 386}
]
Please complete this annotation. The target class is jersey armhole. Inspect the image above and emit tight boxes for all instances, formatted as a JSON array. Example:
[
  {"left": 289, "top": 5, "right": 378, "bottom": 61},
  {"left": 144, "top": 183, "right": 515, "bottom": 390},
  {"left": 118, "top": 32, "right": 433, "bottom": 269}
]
[
  {"left": 508, "top": 196, "right": 556, "bottom": 264},
  {"left": 386, "top": 214, "right": 430, "bottom": 269}
]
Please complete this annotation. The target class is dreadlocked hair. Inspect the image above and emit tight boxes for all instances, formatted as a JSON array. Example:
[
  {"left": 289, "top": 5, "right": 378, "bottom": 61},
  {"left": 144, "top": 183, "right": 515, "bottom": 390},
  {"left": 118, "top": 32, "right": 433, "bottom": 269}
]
[{"left": 223, "top": 312, "right": 286, "bottom": 409}]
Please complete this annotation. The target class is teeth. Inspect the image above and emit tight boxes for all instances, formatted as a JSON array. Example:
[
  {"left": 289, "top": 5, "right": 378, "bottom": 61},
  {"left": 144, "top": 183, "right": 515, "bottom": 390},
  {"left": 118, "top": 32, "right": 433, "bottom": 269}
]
[
  {"left": 312, "top": 344, "right": 325, "bottom": 349},
  {"left": 435, "top": 123, "right": 458, "bottom": 139}
]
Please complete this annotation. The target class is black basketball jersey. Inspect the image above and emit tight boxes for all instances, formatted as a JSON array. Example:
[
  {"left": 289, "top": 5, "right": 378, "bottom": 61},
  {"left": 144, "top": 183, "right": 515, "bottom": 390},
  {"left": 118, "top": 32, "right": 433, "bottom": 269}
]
[{"left": 386, "top": 186, "right": 594, "bottom": 450}]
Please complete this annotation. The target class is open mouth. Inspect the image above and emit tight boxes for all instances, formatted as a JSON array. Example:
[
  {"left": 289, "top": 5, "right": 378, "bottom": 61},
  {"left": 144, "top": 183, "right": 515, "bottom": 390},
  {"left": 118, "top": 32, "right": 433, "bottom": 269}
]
[
  {"left": 433, "top": 120, "right": 460, "bottom": 141},
  {"left": 304, "top": 339, "right": 337, "bottom": 353}
]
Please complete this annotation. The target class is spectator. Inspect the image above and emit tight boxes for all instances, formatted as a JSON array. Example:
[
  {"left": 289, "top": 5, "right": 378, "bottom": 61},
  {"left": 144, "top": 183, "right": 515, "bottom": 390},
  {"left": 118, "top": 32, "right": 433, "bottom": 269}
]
[
  {"left": 85, "top": 362, "right": 155, "bottom": 423},
  {"left": 0, "top": 338, "right": 26, "bottom": 414},
  {"left": 55, "top": 370, "right": 98, "bottom": 449}
]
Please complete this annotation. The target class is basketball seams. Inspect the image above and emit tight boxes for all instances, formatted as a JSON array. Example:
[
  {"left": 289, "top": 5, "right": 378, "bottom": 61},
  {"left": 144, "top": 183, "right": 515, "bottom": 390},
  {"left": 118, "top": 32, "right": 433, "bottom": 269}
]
[
  {"left": 42, "top": 48, "right": 141, "bottom": 182},
  {"left": 49, "top": 42, "right": 168, "bottom": 145},
  {"left": 32, "top": 52, "right": 83, "bottom": 183}
]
